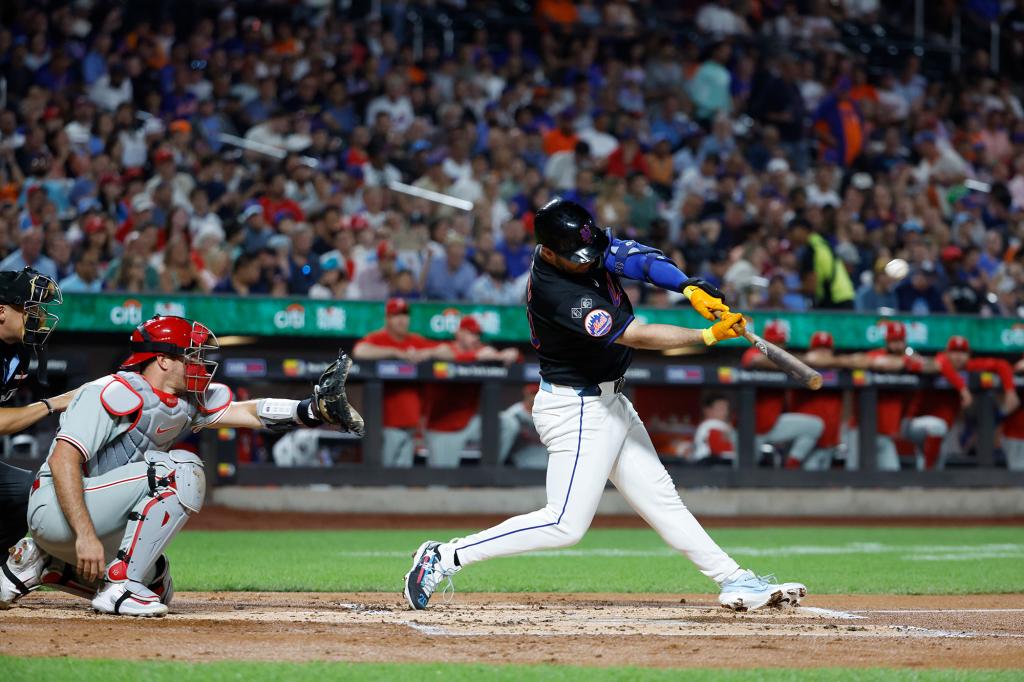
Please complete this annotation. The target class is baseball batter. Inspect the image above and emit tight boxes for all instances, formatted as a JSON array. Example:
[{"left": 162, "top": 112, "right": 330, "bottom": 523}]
[
  {"left": 0, "top": 268, "right": 78, "bottom": 556},
  {"left": 0, "top": 315, "right": 363, "bottom": 615},
  {"left": 404, "top": 199, "right": 805, "bottom": 612}
]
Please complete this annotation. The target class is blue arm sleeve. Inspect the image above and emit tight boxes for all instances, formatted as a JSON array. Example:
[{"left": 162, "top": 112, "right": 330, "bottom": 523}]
[{"left": 603, "top": 235, "right": 689, "bottom": 292}]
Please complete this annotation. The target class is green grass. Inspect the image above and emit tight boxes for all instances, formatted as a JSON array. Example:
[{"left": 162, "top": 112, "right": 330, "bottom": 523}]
[
  {"left": 168, "top": 526, "right": 1024, "bottom": 594},
  {"left": 3, "top": 658, "right": 1020, "bottom": 682}
]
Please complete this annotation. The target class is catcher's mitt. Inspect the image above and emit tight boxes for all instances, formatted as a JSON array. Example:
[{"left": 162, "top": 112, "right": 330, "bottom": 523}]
[{"left": 312, "top": 350, "right": 365, "bottom": 437}]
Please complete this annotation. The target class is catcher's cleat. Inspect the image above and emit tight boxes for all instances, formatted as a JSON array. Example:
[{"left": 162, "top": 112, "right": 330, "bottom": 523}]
[
  {"left": 718, "top": 570, "right": 806, "bottom": 612},
  {"left": 0, "top": 538, "right": 47, "bottom": 609},
  {"left": 92, "top": 581, "right": 169, "bottom": 617},
  {"left": 404, "top": 540, "right": 460, "bottom": 610}
]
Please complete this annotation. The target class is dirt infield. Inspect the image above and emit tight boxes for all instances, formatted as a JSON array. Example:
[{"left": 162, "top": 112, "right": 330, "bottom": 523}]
[
  {"left": 188, "top": 506, "right": 1024, "bottom": 531},
  {"left": 3, "top": 593, "right": 1023, "bottom": 669}
]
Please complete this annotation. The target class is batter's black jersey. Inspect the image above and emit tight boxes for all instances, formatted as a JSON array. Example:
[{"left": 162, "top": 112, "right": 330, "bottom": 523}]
[
  {"left": 527, "top": 250, "right": 634, "bottom": 386},
  {"left": 0, "top": 342, "right": 29, "bottom": 404}
]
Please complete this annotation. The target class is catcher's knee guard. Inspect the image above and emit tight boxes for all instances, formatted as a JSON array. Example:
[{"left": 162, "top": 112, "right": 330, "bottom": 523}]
[{"left": 104, "top": 450, "right": 203, "bottom": 587}]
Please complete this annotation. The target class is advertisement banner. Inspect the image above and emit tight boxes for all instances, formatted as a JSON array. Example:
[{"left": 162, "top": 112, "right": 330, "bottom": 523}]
[{"left": 57, "top": 294, "right": 1024, "bottom": 353}]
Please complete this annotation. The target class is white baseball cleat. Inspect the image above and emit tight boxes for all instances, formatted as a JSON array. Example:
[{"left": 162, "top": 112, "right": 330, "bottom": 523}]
[
  {"left": 0, "top": 538, "right": 47, "bottom": 609},
  {"left": 718, "top": 570, "right": 807, "bottom": 612},
  {"left": 92, "top": 581, "right": 169, "bottom": 617}
]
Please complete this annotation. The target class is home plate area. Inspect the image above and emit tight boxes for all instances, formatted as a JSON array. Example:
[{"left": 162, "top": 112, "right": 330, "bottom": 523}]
[{"left": 3, "top": 593, "right": 1023, "bottom": 669}]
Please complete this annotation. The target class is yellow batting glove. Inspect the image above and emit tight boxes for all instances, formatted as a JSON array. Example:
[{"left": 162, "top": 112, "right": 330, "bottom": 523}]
[
  {"left": 683, "top": 284, "right": 730, "bottom": 321},
  {"left": 702, "top": 312, "right": 746, "bottom": 346}
]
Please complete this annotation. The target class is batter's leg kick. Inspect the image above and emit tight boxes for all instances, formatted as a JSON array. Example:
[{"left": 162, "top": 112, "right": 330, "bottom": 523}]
[{"left": 404, "top": 388, "right": 805, "bottom": 611}]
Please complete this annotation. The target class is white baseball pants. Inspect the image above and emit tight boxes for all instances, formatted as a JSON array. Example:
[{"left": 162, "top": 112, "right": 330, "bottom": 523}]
[
  {"left": 1004, "top": 437, "right": 1024, "bottom": 471},
  {"left": 448, "top": 388, "right": 741, "bottom": 584},
  {"left": 757, "top": 413, "right": 825, "bottom": 464}
]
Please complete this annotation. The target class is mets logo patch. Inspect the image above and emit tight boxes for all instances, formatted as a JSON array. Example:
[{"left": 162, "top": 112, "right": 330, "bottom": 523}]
[{"left": 584, "top": 309, "right": 613, "bottom": 337}]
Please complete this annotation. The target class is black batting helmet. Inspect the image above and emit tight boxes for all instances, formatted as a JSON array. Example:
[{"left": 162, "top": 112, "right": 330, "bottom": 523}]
[{"left": 534, "top": 199, "right": 609, "bottom": 265}]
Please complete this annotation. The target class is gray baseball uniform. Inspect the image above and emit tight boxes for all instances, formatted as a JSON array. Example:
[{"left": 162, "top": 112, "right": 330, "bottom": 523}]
[{"left": 27, "top": 371, "right": 231, "bottom": 594}]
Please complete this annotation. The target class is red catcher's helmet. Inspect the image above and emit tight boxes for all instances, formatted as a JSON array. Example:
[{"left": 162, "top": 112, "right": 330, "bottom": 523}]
[
  {"left": 946, "top": 335, "right": 970, "bottom": 353},
  {"left": 762, "top": 320, "right": 788, "bottom": 344},
  {"left": 882, "top": 320, "right": 906, "bottom": 343},
  {"left": 121, "top": 316, "right": 219, "bottom": 394},
  {"left": 810, "top": 331, "right": 834, "bottom": 350}
]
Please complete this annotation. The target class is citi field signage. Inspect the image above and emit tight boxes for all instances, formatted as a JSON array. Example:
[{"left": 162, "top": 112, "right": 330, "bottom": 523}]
[{"left": 273, "top": 303, "right": 306, "bottom": 330}]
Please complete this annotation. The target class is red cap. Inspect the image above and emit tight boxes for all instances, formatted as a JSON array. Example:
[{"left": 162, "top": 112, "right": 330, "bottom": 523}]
[
  {"left": 946, "top": 335, "right": 970, "bottom": 353},
  {"left": 385, "top": 297, "right": 409, "bottom": 316},
  {"left": 169, "top": 119, "right": 192, "bottom": 135},
  {"left": 377, "top": 241, "right": 396, "bottom": 259},
  {"left": 153, "top": 148, "right": 174, "bottom": 164},
  {"left": 84, "top": 216, "right": 105, "bottom": 234},
  {"left": 762, "top": 321, "right": 788, "bottom": 344},
  {"left": 810, "top": 331, "right": 834, "bottom": 350},
  {"left": 941, "top": 245, "right": 963, "bottom": 262},
  {"left": 458, "top": 316, "right": 481, "bottom": 334},
  {"left": 882, "top": 320, "right": 906, "bottom": 342}
]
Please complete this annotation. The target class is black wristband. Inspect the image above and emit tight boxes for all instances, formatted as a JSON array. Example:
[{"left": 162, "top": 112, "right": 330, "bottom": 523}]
[
  {"left": 40, "top": 398, "right": 54, "bottom": 415},
  {"left": 296, "top": 397, "right": 323, "bottom": 427}
]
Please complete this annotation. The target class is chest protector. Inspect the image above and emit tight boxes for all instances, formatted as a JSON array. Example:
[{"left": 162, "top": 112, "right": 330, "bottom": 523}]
[{"left": 87, "top": 372, "right": 228, "bottom": 477}]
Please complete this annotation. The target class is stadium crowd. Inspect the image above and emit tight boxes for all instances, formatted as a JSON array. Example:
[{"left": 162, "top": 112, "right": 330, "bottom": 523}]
[{"left": 0, "top": 0, "right": 1023, "bottom": 318}]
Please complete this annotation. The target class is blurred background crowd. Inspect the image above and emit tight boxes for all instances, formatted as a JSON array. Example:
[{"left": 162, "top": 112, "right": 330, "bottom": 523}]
[{"left": 1, "top": 0, "right": 1024, "bottom": 317}]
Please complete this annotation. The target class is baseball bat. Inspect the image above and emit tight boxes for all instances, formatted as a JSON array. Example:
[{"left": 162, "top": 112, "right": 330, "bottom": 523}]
[{"left": 717, "top": 313, "right": 823, "bottom": 390}]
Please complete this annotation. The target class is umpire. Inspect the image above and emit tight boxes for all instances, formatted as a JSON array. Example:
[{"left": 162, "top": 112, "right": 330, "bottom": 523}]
[{"left": 0, "top": 268, "right": 77, "bottom": 556}]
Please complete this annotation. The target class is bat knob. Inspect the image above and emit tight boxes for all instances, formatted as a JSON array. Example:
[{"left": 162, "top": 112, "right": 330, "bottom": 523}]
[{"left": 808, "top": 373, "right": 823, "bottom": 391}]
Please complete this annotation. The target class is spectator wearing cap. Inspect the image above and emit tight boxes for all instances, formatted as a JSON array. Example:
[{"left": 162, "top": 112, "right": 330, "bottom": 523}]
[
  {"left": 895, "top": 263, "right": 948, "bottom": 314},
  {"left": 145, "top": 148, "right": 194, "bottom": 209},
  {"left": 0, "top": 228, "right": 57, "bottom": 280},
  {"left": 854, "top": 260, "right": 899, "bottom": 312},
  {"left": 424, "top": 231, "right": 477, "bottom": 301},
  {"left": 353, "top": 297, "right": 450, "bottom": 467},
  {"left": 309, "top": 252, "right": 349, "bottom": 300},
  {"left": 348, "top": 240, "right": 399, "bottom": 301},
  {"left": 423, "top": 315, "right": 520, "bottom": 468}
]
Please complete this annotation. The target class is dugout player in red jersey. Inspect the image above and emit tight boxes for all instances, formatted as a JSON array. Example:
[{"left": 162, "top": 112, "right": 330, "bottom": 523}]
[
  {"left": 423, "top": 316, "right": 520, "bottom": 468},
  {"left": 352, "top": 298, "right": 451, "bottom": 467},
  {"left": 847, "top": 320, "right": 942, "bottom": 470},
  {"left": 741, "top": 321, "right": 824, "bottom": 469},
  {"left": 403, "top": 199, "right": 805, "bottom": 613},
  {"left": 793, "top": 331, "right": 845, "bottom": 470},
  {"left": 1005, "top": 356, "right": 1024, "bottom": 470},
  {"left": 932, "top": 336, "right": 1018, "bottom": 469}
]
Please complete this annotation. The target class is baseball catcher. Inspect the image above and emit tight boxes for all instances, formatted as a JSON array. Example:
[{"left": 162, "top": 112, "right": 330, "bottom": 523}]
[{"left": 0, "top": 315, "right": 361, "bottom": 616}]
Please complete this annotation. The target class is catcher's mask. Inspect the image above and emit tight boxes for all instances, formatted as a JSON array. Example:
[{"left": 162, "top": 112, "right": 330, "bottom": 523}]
[
  {"left": 0, "top": 267, "right": 62, "bottom": 349},
  {"left": 121, "top": 315, "right": 219, "bottom": 395}
]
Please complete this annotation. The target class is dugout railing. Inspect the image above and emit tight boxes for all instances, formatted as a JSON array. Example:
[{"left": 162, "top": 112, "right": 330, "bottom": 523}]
[{"left": 205, "top": 357, "right": 1024, "bottom": 490}]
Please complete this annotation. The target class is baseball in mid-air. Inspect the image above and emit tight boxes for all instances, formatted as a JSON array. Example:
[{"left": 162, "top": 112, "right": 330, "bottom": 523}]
[{"left": 884, "top": 258, "right": 909, "bottom": 280}]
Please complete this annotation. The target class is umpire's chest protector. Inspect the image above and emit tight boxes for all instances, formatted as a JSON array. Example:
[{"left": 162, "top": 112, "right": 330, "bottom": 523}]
[{"left": 87, "top": 371, "right": 230, "bottom": 477}]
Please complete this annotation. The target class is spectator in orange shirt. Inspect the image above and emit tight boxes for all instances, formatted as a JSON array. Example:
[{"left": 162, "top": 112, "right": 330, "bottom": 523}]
[
  {"left": 352, "top": 297, "right": 451, "bottom": 467},
  {"left": 543, "top": 109, "right": 579, "bottom": 157},
  {"left": 423, "top": 316, "right": 520, "bottom": 467}
]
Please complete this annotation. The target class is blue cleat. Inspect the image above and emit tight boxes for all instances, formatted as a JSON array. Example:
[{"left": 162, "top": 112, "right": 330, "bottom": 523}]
[
  {"left": 403, "top": 540, "right": 460, "bottom": 610},
  {"left": 718, "top": 570, "right": 806, "bottom": 612}
]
